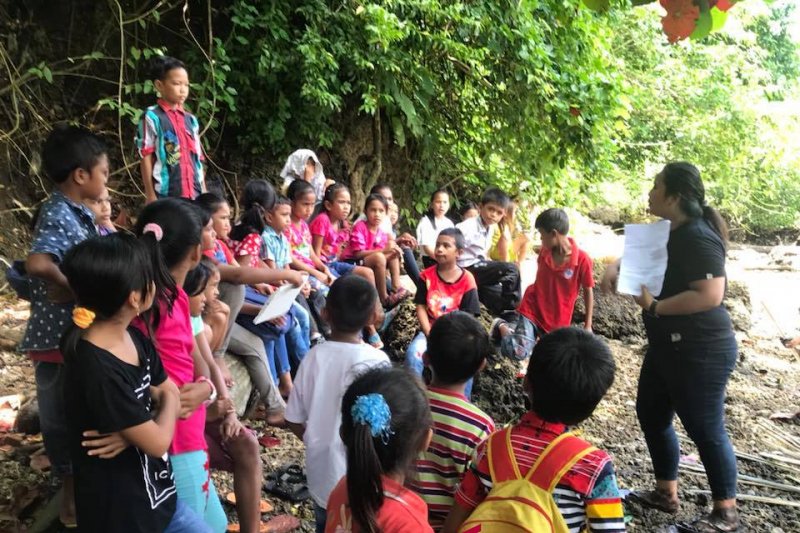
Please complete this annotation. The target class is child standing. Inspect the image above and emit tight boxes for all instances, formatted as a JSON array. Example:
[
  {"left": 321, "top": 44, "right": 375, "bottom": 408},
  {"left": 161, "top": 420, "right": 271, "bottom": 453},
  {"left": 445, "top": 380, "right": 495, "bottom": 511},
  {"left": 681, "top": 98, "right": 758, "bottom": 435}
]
[
  {"left": 285, "top": 276, "right": 389, "bottom": 533},
  {"left": 492, "top": 208, "right": 594, "bottom": 362},
  {"left": 443, "top": 328, "right": 625, "bottom": 533},
  {"left": 411, "top": 312, "right": 495, "bottom": 530},
  {"left": 137, "top": 56, "right": 204, "bottom": 203},
  {"left": 83, "top": 186, "right": 116, "bottom": 235},
  {"left": 61, "top": 233, "right": 210, "bottom": 532},
  {"left": 455, "top": 187, "right": 520, "bottom": 316},
  {"left": 326, "top": 366, "right": 435, "bottom": 533},
  {"left": 416, "top": 189, "right": 455, "bottom": 269},
  {"left": 341, "top": 193, "right": 409, "bottom": 309},
  {"left": 133, "top": 199, "right": 227, "bottom": 532},
  {"left": 405, "top": 229, "right": 480, "bottom": 389},
  {"left": 20, "top": 125, "right": 108, "bottom": 526}
]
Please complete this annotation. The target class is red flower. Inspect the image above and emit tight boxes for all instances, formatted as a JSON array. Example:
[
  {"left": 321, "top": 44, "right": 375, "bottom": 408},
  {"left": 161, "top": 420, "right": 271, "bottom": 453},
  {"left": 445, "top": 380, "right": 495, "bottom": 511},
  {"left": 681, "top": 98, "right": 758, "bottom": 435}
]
[
  {"left": 661, "top": 0, "right": 700, "bottom": 43},
  {"left": 715, "top": 0, "right": 734, "bottom": 12}
]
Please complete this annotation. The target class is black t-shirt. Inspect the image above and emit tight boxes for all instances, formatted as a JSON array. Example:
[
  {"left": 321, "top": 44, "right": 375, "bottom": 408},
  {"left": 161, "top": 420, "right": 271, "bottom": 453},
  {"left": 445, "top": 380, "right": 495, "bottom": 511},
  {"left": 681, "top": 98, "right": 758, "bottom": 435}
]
[
  {"left": 643, "top": 217, "right": 733, "bottom": 345},
  {"left": 65, "top": 326, "right": 177, "bottom": 533}
]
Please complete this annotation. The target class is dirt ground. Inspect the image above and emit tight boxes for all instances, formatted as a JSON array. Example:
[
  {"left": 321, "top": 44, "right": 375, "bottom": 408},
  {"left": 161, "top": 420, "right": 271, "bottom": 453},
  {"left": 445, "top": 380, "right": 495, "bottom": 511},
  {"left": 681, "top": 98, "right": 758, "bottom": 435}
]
[{"left": 1, "top": 236, "right": 800, "bottom": 532}]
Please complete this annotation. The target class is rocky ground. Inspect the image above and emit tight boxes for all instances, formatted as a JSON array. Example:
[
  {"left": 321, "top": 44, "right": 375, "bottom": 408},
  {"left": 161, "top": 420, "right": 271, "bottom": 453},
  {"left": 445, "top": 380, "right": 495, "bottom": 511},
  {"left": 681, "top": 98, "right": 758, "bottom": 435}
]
[{"left": 1, "top": 226, "right": 799, "bottom": 532}]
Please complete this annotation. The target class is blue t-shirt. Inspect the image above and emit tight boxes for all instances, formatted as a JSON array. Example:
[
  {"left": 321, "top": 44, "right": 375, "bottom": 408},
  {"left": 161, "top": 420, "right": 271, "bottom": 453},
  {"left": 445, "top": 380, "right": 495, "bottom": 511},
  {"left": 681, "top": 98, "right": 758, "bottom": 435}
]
[
  {"left": 20, "top": 191, "right": 96, "bottom": 353},
  {"left": 262, "top": 226, "right": 291, "bottom": 269}
]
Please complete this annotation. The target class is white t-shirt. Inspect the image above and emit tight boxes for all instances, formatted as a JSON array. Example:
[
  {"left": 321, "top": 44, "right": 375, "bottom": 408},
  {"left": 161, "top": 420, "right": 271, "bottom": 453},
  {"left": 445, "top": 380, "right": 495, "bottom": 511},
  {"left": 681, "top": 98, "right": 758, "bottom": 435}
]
[
  {"left": 456, "top": 216, "right": 495, "bottom": 268},
  {"left": 285, "top": 341, "right": 390, "bottom": 508},
  {"left": 415, "top": 215, "right": 454, "bottom": 256}
]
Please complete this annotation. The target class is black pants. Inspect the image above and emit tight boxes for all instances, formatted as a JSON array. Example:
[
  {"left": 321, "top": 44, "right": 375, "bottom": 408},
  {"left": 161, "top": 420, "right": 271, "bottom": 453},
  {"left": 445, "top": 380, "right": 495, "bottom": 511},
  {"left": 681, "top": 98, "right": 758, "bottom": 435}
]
[
  {"left": 636, "top": 336, "right": 738, "bottom": 500},
  {"left": 466, "top": 260, "right": 520, "bottom": 316}
]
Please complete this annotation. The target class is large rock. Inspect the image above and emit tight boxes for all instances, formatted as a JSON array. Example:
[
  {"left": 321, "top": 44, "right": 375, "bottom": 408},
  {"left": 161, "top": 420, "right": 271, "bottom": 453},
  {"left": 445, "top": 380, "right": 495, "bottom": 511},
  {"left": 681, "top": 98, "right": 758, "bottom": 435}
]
[{"left": 572, "top": 261, "right": 645, "bottom": 341}]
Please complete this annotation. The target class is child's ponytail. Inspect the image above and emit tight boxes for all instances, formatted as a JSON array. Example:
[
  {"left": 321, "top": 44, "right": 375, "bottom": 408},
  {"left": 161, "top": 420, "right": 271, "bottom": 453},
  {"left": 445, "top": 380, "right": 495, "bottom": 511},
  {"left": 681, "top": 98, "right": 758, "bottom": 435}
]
[
  {"left": 340, "top": 366, "right": 432, "bottom": 533},
  {"left": 230, "top": 180, "right": 276, "bottom": 242}
]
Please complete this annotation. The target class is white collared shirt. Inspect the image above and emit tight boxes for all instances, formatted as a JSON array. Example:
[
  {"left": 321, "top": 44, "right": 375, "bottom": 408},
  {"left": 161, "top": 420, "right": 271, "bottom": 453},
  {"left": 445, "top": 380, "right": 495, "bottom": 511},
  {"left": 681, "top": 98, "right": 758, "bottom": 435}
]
[{"left": 456, "top": 216, "right": 496, "bottom": 267}]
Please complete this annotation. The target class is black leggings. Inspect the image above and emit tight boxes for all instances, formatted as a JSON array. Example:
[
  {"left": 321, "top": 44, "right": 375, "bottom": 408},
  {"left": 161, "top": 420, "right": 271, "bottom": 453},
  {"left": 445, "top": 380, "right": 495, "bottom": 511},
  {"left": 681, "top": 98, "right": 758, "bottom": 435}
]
[
  {"left": 636, "top": 336, "right": 738, "bottom": 500},
  {"left": 466, "top": 260, "right": 520, "bottom": 316}
]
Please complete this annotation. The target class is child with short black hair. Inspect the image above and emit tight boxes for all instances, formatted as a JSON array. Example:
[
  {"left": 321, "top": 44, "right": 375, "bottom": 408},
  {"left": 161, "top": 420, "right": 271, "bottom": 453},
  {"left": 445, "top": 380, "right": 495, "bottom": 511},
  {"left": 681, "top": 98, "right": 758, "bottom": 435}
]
[
  {"left": 411, "top": 312, "right": 495, "bottom": 530},
  {"left": 405, "top": 228, "right": 480, "bottom": 395},
  {"left": 326, "top": 366, "right": 435, "bottom": 533},
  {"left": 455, "top": 187, "right": 521, "bottom": 316},
  {"left": 492, "top": 208, "right": 594, "bottom": 362},
  {"left": 61, "top": 233, "right": 212, "bottom": 533},
  {"left": 443, "top": 327, "right": 625, "bottom": 533},
  {"left": 137, "top": 55, "right": 205, "bottom": 203},
  {"left": 21, "top": 124, "right": 108, "bottom": 526},
  {"left": 83, "top": 186, "right": 116, "bottom": 235},
  {"left": 285, "top": 276, "right": 390, "bottom": 533}
]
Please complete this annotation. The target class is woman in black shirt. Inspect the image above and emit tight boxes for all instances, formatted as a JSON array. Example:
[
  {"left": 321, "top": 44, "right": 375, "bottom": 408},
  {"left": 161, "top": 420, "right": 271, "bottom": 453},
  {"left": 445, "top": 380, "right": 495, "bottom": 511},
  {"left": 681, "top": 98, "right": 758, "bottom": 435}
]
[{"left": 604, "top": 162, "right": 740, "bottom": 532}]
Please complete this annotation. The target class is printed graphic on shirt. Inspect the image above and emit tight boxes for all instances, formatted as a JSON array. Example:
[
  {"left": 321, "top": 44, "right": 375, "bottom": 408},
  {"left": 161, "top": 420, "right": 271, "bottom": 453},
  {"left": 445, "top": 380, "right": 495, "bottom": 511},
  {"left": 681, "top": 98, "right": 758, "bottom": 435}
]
[
  {"left": 164, "top": 130, "right": 181, "bottom": 166},
  {"left": 139, "top": 449, "right": 176, "bottom": 508}
]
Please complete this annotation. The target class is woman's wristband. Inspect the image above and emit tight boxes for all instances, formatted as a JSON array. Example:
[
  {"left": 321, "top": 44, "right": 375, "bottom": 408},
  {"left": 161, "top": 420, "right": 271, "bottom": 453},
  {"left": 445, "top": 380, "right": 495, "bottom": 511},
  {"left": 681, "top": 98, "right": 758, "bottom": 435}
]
[
  {"left": 649, "top": 299, "right": 659, "bottom": 317},
  {"left": 196, "top": 376, "right": 217, "bottom": 406}
]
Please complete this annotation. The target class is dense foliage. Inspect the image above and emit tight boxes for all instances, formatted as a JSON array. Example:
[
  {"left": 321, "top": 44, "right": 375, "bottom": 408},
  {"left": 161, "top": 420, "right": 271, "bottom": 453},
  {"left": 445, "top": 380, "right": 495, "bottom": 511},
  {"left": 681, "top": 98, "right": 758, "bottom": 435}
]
[{"left": 0, "top": 0, "right": 797, "bottom": 236}]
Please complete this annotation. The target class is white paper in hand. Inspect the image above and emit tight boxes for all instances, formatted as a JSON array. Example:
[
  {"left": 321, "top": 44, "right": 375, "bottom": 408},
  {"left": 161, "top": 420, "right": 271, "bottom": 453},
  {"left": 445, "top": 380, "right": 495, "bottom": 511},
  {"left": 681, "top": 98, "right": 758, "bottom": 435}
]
[
  {"left": 253, "top": 283, "right": 303, "bottom": 324},
  {"left": 618, "top": 219, "right": 671, "bottom": 297}
]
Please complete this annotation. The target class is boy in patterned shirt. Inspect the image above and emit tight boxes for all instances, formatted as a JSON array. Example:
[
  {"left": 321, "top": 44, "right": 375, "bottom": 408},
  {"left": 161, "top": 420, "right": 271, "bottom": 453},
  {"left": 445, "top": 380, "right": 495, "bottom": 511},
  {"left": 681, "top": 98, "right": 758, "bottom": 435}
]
[
  {"left": 443, "top": 328, "right": 626, "bottom": 533},
  {"left": 20, "top": 125, "right": 108, "bottom": 526},
  {"left": 411, "top": 312, "right": 495, "bottom": 531}
]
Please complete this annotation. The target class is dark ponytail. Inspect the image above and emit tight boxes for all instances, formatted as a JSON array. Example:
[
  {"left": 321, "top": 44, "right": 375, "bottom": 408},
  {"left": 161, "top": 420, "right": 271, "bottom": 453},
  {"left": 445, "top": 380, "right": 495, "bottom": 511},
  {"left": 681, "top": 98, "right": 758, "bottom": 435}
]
[
  {"left": 59, "top": 234, "right": 157, "bottom": 362},
  {"left": 230, "top": 180, "right": 276, "bottom": 242},
  {"left": 134, "top": 198, "right": 204, "bottom": 326},
  {"left": 425, "top": 189, "right": 449, "bottom": 231},
  {"left": 661, "top": 161, "right": 729, "bottom": 245},
  {"left": 340, "top": 367, "right": 432, "bottom": 533}
]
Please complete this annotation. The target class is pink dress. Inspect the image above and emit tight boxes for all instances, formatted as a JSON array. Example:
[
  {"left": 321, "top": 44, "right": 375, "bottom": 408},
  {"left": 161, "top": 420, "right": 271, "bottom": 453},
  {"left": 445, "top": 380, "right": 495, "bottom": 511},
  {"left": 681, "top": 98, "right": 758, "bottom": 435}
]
[
  {"left": 340, "top": 219, "right": 388, "bottom": 261},
  {"left": 309, "top": 212, "right": 350, "bottom": 264}
]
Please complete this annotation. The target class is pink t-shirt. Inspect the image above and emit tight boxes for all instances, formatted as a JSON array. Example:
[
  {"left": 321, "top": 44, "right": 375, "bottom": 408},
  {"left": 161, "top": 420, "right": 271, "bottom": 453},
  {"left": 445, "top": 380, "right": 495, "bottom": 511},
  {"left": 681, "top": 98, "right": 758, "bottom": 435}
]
[
  {"left": 284, "top": 220, "right": 315, "bottom": 268},
  {"left": 133, "top": 288, "right": 207, "bottom": 455},
  {"left": 340, "top": 219, "right": 388, "bottom": 261},
  {"left": 309, "top": 212, "right": 349, "bottom": 264}
]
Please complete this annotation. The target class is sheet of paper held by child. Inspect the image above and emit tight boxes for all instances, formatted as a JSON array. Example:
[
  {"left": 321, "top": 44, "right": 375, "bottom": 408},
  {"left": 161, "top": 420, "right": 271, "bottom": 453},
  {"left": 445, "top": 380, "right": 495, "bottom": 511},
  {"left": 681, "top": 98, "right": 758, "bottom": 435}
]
[
  {"left": 618, "top": 219, "right": 671, "bottom": 297},
  {"left": 253, "top": 283, "right": 304, "bottom": 324}
]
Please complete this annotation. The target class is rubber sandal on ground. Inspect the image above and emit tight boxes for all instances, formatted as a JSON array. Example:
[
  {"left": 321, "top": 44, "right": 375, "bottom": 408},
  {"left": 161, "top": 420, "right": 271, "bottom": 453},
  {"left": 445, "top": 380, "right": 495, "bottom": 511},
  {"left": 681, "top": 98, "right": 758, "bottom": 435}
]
[
  {"left": 261, "top": 514, "right": 301, "bottom": 533},
  {"left": 264, "top": 464, "right": 310, "bottom": 502},
  {"left": 366, "top": 332, "right": 384, "bottom": 349},
  {"left": 383, "top": 289, "right": 410, "bottom": 309},
  {"left": 258, "top": 434, "right": 282, "bottom": 448},
  {"left": 225, "top": 492, "right": 273, "bottom": 513},
  {"left": 675, "top": 510, "right": 743, "bottom": 533},
  {"left": 626, "top": 489, "right": 680, "bottom": 514}
]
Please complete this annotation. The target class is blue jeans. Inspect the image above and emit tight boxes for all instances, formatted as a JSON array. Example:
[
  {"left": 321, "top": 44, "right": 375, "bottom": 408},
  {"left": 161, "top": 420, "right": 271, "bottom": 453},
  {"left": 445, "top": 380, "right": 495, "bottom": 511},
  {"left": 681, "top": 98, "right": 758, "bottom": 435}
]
[
  {"left": 636, "top": 336, "right": 738, "bottom": 500},
  {"left": 314, "top": 504, "right": 327, "bottom": 533},
  {"left": 35, "top": 361, "right": 72, "bottom": 477},
  {"left": 499, "top": 314, "right": 539, "bottom": 361},
  {"left": 163, "top": 499, "right": 213, "bottom": 533},
  {"left": 288, "top": 301, "right": 311, "bottom": 368},
  {"left": 405, "top": 331, "right": 473, "bottom": 399}
]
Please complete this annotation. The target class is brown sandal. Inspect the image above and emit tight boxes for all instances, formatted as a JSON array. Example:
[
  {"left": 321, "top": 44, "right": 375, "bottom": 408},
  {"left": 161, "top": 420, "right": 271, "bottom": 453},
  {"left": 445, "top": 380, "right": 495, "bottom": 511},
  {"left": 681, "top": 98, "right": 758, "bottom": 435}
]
[
  {"left": 224, "top": 492, "right": 274, "bottom": 513},
  {"left": 261, "top": 514, "right": 301, "bottom": 533},
  {"left": 627, "top": 489, "right": 680, "bottom": 514},
  {"left": 676, "top": 508, "right": 742, "bottom": 533}
]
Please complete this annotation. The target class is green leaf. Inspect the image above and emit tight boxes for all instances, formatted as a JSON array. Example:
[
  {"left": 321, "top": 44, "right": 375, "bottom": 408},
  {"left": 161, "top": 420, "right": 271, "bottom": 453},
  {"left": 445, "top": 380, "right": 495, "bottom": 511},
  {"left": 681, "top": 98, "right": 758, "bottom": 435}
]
[
  {"left": 690, "top": 10, "right": 712, "bottom": 40},
  {"left": 582, "top": 0, "right": 609, "bottom": 11},
  {"left": 130, "top": 47, "right": 141, "bottom": 60},
  {"left": 42, "top": 66, "right": 53, "bottom": 83},
  {"left": 709, "top": 7, "right": 728, "bottom": 32}
]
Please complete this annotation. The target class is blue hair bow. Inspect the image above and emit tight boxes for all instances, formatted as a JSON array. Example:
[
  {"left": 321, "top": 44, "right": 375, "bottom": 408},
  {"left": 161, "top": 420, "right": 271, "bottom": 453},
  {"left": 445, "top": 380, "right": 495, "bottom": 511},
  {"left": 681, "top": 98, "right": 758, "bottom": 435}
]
[{"left": 351, "top": 393, "right": 394, "bottom": 444}]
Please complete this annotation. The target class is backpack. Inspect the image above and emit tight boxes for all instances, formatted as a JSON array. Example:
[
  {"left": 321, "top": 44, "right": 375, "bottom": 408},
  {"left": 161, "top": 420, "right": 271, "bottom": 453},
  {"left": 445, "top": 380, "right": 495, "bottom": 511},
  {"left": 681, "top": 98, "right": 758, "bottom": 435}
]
[{"left": 458, "top": 427, "right": 596, "bottom": 533}]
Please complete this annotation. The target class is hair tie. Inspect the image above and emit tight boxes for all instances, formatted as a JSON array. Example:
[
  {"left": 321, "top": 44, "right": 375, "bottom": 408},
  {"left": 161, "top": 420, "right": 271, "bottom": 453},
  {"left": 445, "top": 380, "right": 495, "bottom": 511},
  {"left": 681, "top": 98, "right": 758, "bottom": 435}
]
[
  {"left": 73, "top": 307, "right": 96, "bottom": 329},
  {"left": 143, "top": 223, "right": 163, "bottom": 242},
  {"left": 351, "top": 393, "right": 394, "bottom": 444}
]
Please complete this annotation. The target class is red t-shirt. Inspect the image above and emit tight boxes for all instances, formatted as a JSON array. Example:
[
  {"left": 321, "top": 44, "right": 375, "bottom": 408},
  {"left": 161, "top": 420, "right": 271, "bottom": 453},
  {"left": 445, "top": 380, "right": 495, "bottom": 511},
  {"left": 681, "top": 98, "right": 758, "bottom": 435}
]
[
  {"left": 517, "top": 238, "right": 593, "bottom": 333},
  {"left": 325, "top": 476, "right": 433, "bottom": 533},
  {"left": 414, "top": 265, "right": 480, "bottom": 322}
]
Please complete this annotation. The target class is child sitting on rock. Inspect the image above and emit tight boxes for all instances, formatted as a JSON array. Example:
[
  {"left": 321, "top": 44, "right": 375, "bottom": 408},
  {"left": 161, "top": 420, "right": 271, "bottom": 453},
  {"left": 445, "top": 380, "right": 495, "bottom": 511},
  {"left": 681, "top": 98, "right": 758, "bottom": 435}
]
[{"left": 492, "top": 208, "right": 594, "bottom": 363}]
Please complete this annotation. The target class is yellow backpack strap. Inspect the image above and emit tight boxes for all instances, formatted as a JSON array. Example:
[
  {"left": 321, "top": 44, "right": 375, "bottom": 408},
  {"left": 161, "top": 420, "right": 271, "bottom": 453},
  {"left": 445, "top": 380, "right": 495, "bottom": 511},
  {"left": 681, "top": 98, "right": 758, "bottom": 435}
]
[
  {"left": 487, "top": 427, "right": 522, "bottom": 483},
  {"left": 524, "top": 432, "right": 597, "bottom": 491}
]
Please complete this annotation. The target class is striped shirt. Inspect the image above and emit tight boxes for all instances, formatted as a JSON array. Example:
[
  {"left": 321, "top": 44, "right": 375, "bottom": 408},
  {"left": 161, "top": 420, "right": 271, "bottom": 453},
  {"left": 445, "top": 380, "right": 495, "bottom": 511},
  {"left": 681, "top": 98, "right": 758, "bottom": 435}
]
[
  {"left": 411, "top": 388, "right": 495, "bottom": 530},
  {"left": 455, "top": 412, "right": 626, "bottom": 532}
]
